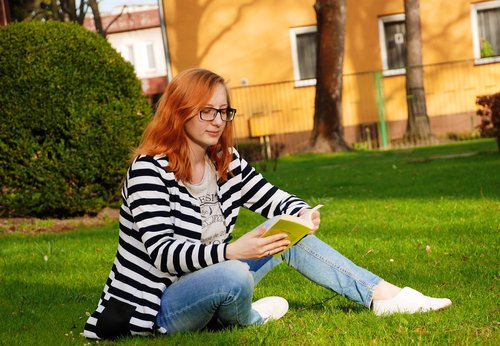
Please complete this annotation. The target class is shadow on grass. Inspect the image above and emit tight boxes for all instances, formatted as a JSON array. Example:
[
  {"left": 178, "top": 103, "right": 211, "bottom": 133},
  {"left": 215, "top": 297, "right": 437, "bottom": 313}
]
[{"left": 265, "top": 140, "right": 500, "bottom": 201}]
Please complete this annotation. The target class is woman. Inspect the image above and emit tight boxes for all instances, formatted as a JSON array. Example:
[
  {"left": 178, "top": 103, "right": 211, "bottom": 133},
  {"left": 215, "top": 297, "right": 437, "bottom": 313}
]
[{"left": 84, "top": 68, "right": 451, "bottom": 339}]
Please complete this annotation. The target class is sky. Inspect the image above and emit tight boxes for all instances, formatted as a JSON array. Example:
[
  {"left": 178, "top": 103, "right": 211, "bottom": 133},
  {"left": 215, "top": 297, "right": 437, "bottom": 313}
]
[{"left": 97, "top": 0, "right": 158, "bottom": 13}]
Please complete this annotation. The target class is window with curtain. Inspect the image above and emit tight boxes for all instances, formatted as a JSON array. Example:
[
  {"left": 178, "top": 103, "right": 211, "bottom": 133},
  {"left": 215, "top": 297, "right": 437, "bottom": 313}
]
[
  {"left": 290, "top": 26, "right": 317, "bottom": 86},
  {"left": 378, "top": 14, "right": 406, "bottom": 76},
  {"left": 472, "top": 1, "right": 500, "bottom": 63}
]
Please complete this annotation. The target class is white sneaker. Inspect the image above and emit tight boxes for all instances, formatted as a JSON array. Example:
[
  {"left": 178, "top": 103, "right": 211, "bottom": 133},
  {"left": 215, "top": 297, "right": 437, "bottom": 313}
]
[
  {"left": 252, "top": 296, "right": 289, "bottom": 323},
  {"left": 372, "top": 287, "right": 452, "bottom": 316}
]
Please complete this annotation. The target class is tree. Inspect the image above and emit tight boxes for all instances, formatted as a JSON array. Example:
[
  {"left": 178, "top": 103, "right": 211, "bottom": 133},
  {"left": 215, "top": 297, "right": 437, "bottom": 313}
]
[
  {"left": 8, "top": 0, "right": 108, "bottom": 37},
  {"left": 87, "top": 0, "right": 104, "bottom": 36},
  {"left": 9, "top": 0, "right": 87, "bottom": 23},
  {"left": 403, "top": 0, "right": 433, "bottom": 141},
  {"left": 8, "top": 0, "right": 42, "bottom": 22},
  {"left": 310, "top": 0, "right": 350, "bottom": 152}
]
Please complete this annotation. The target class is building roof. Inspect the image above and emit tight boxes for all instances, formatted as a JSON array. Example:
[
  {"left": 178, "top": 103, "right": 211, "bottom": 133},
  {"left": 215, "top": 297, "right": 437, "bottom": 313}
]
[{"left": 84, "top": 6, "right": 160, "bottom": 34}]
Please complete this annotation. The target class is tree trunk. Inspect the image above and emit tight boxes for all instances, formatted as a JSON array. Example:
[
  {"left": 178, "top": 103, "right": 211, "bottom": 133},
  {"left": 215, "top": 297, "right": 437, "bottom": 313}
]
[
  {"left": 310, "top": 0, "right": 350, "bottom": 152},
  {"left": 66, "top": 0, "right": 77, "bottom": 22},
  {"left": 403, "top": 0, "right": 433, "bottom": 142},
  {"left": 88, "top": 0, "right": 105, "bottom": 38}
]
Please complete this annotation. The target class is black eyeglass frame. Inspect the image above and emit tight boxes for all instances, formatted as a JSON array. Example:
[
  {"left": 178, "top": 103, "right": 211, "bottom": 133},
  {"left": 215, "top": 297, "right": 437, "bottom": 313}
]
[{"left": 199, "top": 107, "right": 237, "bottom": 122}]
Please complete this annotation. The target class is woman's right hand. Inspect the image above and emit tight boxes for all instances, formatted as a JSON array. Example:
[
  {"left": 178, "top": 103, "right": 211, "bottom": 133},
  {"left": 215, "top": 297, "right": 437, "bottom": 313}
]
[{"left": 225, "top": 226, "right": 291, "bottom": 260}]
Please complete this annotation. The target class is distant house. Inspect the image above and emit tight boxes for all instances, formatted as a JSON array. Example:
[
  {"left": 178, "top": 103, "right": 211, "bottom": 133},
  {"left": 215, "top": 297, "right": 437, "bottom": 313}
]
[
  {"left": 160, "top": 0, "right": 500, "bottom": 149},
  {"left": 84, "top": 5, "right": 168, "bottom": 105}
]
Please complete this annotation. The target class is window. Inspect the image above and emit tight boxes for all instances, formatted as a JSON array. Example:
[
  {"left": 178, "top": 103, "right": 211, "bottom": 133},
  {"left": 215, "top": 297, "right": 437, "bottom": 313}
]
[
  {"left": 122, "top": 44, "right": 136, "bottom": 68},
  {"left": 146, "top": 43, "right": 157, "bottom": 70},
  {"left": 378, "top": 14, "right": 406, "bottom": 76},
  {"left": 471, "top": 0, "right": 500, "bottom": 64},
  {"left": 290, "top": 26, "right": 317, "bottom": 86}
]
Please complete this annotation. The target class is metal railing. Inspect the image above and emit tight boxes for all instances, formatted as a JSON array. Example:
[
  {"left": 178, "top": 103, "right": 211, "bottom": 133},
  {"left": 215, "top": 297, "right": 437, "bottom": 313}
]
[{"left": 230, "top": 59, "right": 500, "bottom": 154}]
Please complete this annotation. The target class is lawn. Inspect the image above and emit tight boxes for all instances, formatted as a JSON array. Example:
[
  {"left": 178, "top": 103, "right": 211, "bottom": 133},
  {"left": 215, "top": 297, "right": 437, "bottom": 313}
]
[{"left": 0, "top": 139, "right": 498, "bottom": 345}]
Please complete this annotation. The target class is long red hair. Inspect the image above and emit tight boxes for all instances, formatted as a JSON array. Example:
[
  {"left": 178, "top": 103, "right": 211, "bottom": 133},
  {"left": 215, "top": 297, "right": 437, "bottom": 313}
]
[{"left": 133, "top": 68, "right": 234, "bottom": 182}]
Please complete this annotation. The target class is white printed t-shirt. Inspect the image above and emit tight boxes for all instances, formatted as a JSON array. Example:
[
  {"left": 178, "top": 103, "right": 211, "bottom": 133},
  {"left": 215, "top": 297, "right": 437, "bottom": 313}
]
[{"left": 184, "top": 160, "right": 227, "bottom": 244}]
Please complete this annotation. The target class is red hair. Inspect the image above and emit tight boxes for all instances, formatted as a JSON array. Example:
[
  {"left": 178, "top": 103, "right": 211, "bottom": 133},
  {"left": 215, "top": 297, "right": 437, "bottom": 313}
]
[{"left": 133, "top": 68, "right": 234, "bottom": 182}]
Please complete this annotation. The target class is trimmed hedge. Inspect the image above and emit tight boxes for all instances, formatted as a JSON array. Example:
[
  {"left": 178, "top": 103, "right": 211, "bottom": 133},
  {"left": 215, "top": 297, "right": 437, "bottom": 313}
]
[{"left": 0, "top": 21, "right": 153, "bottom": 217}]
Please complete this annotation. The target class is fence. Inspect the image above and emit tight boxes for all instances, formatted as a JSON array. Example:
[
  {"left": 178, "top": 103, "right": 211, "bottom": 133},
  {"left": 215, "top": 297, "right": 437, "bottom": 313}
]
[{"left": 229, "top": 59, "right": 500, "bottom": 155}]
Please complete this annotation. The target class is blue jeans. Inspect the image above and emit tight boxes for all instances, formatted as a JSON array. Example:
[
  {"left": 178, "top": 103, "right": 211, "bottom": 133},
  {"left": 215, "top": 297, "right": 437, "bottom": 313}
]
[{"left": 155, "top": 235, "right": 382, "bottom": 333}]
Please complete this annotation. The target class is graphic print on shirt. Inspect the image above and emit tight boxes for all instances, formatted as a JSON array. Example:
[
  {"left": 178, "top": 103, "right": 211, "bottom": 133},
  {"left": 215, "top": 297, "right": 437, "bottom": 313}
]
[{"left": 198, "top": 193, "right": 226, "bottom": 244}]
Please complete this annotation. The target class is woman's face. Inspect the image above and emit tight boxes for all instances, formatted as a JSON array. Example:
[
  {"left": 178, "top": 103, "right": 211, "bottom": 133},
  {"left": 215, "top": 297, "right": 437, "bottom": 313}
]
[{"left": 184, "top": 83, "right": 227, "bottom": 155}]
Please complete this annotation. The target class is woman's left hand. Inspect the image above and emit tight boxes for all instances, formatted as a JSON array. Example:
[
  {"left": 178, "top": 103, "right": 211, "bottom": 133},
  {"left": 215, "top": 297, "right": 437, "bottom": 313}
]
[{"left": 299, "top": 207, "right": 321, "bottom": 234}]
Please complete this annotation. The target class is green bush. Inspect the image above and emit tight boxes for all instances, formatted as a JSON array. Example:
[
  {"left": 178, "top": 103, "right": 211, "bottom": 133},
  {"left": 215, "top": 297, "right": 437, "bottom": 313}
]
[
  {"left": 0, "top": 21, "right": 153, "bottom": 217},
  {"left": 476, "top": 92, "right": 500, "bottom": 151}
]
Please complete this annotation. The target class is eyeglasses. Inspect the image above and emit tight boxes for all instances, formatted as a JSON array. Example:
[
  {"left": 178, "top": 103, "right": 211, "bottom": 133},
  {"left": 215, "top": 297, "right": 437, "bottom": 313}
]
[{"left": 199, "top": 107, "right": 237, "bottom": 122}]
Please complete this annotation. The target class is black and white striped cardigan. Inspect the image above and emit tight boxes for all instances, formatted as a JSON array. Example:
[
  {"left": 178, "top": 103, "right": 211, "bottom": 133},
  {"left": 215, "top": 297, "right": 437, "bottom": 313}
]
[{"left": 84, "top": 148, "right": 309, "bottom": 339}]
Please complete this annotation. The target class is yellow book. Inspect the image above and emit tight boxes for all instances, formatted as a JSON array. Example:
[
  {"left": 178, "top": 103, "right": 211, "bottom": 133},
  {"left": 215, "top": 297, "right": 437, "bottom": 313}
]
[{"left": 261, "top": 205, "right": 323, "bottom": 256}]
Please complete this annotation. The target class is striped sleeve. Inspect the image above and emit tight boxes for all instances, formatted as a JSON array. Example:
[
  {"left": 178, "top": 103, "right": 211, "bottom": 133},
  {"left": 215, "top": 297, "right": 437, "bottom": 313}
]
[
  {"left": 126, "top": 156, "right": 227, "bottom": 275},
  {"left": 234, "top": 150, "right": 309, "bottom": 217}
]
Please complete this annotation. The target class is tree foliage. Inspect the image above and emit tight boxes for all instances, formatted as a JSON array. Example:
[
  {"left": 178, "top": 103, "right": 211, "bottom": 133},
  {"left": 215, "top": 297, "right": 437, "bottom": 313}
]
[
  {"left": 8, "top": 0, "right": 107, "bottom": 37},
  {"left": 0, "top": 21, "right": 152, "bottom": 217}
]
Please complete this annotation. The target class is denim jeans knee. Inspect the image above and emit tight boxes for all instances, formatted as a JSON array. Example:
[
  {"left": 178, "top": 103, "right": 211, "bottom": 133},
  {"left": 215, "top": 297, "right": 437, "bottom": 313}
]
[
  {"left": 156, "top": 260, "right": 262, "bottom": 333},
  {"left": 217, "top": 260, "right": 254, "bottom": 294}
]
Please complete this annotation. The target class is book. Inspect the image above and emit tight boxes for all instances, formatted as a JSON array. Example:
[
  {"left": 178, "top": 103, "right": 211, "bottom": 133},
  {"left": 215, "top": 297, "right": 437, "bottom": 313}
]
[{"left": 260, "top": 205, "right": 323, "bottom": 256}]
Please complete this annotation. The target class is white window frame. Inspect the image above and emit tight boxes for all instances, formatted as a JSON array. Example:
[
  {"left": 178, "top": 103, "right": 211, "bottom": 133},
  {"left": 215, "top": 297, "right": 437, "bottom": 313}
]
[
  {"left": 378, "top": 14, "right": 406, "bottom": 77},
  {"left": 471, "top": 0, "right": 500, "bottom": 65},
  {"left": 289, "top": 25, "right": 317, "bottom": 87}
]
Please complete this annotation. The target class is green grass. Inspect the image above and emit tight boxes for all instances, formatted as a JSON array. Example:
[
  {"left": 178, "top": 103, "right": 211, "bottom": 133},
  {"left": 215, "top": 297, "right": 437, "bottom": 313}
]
[{"left": 1, "top": 139, "right": 499, "bottom": 345}]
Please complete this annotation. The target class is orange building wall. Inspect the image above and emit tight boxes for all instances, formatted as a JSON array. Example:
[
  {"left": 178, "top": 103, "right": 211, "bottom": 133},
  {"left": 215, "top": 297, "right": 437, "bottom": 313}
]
[
  {"left": 164, "top": 1, "right": 490, "bottom": 83},
  {"left": 164, "top": 0, "right": 317, "bottom": 85},
  {"left": 162, "top": 0, "right": 500, "bottom": 142}
]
